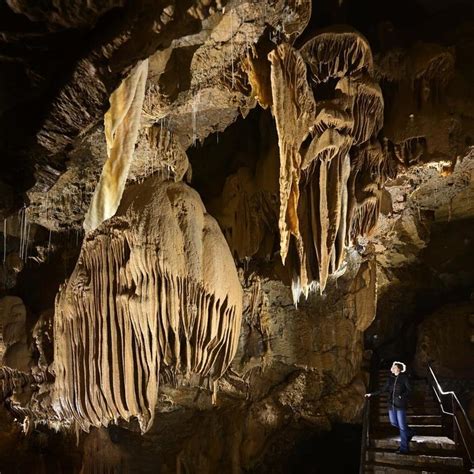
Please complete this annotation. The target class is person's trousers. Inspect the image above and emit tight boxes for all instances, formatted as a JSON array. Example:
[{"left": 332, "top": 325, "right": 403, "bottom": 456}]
[{"left": 388, "top": 408, "right": 413, "bottom": 452}]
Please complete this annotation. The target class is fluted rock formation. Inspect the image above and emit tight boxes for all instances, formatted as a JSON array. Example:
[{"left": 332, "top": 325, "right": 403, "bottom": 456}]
[
  {"left": 54, "top": 176, "right": 242, "bottom": 432},
  {"left": 268, "top": 28, "right": 390, "bottom": 300}
]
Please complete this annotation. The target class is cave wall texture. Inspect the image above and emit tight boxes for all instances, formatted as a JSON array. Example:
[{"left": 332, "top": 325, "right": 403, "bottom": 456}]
[{"left": 0, "top": 0, "right": 474, "bottom": 472}]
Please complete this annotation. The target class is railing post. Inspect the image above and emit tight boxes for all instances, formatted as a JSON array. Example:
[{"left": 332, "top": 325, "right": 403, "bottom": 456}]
[
  {"left": 359, "top": 352, "right": 379, "bottom": 474},
  {"left": 452, "top": 395, "right": 458, "bottom": 447}
]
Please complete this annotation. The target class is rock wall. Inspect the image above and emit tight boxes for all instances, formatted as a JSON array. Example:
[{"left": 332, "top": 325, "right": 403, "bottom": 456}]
[{"left": 414, "top": 301, "right": 474, "bottom": 378}]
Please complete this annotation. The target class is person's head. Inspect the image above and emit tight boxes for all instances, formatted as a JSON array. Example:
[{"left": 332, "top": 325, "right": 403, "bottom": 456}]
[{"left": 390, "top": 361, "right": 406, "bottom": 375}]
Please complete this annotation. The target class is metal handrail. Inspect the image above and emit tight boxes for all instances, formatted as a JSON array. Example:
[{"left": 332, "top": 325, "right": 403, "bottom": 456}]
[
  {"left": 359, "top": 354, "right": 379, "bottom": 473},
  {"left": 359, "top": 395, "right": 371, "bottom": 474},
  {"left": 428, "top": 365, "right": 474, "bottom": 469}
]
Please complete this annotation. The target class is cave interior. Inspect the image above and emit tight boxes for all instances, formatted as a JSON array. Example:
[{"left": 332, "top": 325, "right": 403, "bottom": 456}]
[{"left": 0, "top": 0, "right": 473, "bottom": 472}]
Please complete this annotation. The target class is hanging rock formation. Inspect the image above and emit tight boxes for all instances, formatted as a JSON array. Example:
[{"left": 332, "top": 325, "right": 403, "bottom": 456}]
[
  {"left": 376, "top": 42, "right": 460, "bottom": 166},
  {"left": 1, "top": 0, "right": 474, "bottom": 470},
  {"left": 84, "top": 60, "right": 148, "bottom": 232},
  {"left": 54, "top": 176, "right": 242, "bottom": 432},
  {"left": 267, "top": 28, "right": 390, "bottom": 300}
]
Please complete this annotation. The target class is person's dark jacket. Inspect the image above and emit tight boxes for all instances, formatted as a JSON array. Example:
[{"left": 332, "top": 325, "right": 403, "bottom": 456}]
[{"left": 370, "top": 373, "right": 412, "bottom": 409}]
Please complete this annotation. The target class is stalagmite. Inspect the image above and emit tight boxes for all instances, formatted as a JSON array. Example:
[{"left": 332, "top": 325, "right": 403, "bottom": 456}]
[
  {"left": 54, "top": 176, "right": 242, "bottom": 433},
  {"left": 83, "top": 60, "right": 148, "bottom": 232}
]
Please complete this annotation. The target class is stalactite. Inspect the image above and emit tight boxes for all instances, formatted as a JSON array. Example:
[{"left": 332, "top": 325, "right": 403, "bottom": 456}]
[
  {"left": 268, "top": 43, "right": 316, "bottom": 264},
  {"left": 146, "top": 124, "right": 189, "bottom": 181},
  {"left": 293, "top": 152, "right": 351, "bottom": 297},
  {"left": 267, "top": 28, "right": 386, "bottom": 301},
  {"left": 84, "top": 59, "right": 149, "bottom": 232},
  {"left": 347, "top": 141, "right": 392, "bottom": 240},
  {"left": 378, "top": 43, "right": 456, "bottom": 165},
  {"left": 54, "top": 177, "right": 242, "bottom": 433},
  {"left": 336, "top": 76, "right": 384, "bottom": 146}
]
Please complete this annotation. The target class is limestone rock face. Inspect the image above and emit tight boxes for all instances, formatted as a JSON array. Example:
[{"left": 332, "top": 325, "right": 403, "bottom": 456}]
[
  {"left": 0, "top": 296, "right": 30, "bottom": 372},
  {"left": 414, "top": 301, "right": 474, "bottom": 378},
  {"left": 54, "top": 176, "right": 242, "bottom": 432},
  {"left": 82, "top": 251, "right": 376, "bottom": 473}
]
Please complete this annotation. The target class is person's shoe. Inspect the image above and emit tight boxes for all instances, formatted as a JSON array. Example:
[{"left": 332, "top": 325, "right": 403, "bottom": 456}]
[
  {"left": 407, "top": 431, "right": 415, "bottom": 443},
  {"left": 395, "top": 448, "right": 409, "bottom": 454}
]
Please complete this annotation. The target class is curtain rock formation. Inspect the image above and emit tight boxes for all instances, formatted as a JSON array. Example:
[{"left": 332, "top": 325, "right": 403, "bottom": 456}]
[
  {"left": 54, "top": 176, "right": 242, "bottom": 433},
  {"left": 268, "top": 28, "right": 389, "bottom": 300},
  {"left": 84, "top": 60, "right": 149, "bottom": 232}
]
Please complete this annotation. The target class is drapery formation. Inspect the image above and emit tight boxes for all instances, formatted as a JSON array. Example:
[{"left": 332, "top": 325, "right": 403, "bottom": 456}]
[
  {"left": 84, "top": 60, "right": 149, "bottom": 232},
  {"left": 54, "top": 177, "right": 242, "bottom": 432},
  {"left": 268, "top": 29, "right": 391, "bottom": 301}
]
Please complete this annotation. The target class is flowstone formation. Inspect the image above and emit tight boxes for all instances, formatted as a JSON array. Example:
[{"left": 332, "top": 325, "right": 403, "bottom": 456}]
[{"left": 54, "top": 176, "right": 242, "bottom": 432}]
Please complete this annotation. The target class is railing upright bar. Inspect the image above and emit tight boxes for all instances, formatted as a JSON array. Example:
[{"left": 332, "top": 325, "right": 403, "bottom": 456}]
[
  {"left": 428, "top": 364, "right": 474, "bottom": 469},
  {"left": 359, "top": 397, "right": 370, "bottom": 474},
  {"left": 359, "top": 353, "right": 379, "bottom": 474}
]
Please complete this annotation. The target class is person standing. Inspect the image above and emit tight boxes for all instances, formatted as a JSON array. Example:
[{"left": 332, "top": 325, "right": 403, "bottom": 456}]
[{"left": 365, "top": 361, "right": 414, "bottom": 454}]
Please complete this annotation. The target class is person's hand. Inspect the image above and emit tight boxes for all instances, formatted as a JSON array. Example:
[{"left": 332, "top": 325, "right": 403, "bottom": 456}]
[{"left": 364, "top": 393, "right": 371, "bottom": 398}]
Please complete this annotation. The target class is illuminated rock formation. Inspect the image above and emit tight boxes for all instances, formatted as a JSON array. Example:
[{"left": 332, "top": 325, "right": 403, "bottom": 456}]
[
  {"left": 54, "top": 176, "right": 242, "bottom": 432},
  {"left": 268, "top": 29, "right": 389, "bottom": 299},
  {"left": 1, "top": 0, "right": 474, "bottom": 470},
  {"left": 84, "top": 60, "right": 148, "bottom": 232}
]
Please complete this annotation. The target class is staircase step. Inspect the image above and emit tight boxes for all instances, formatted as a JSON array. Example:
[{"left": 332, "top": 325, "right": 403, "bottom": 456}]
[
  {"left": 372, "top": 435, "right": 456, "bottom": 452},
  {"left": 379, "top": 385, "right": 434, "bottom": 396},
  {"left": 377, "top": 384, "right": 430, "bottom": 391},
  {"left": 377, "top": 415, "right": 442, "bottom": 424},
  {"left": 377, "top": 407, "right": 440, "bottom": 415},
  {"left": 377, "top": 390, "right": 432, "bottom": 396},
  {"left": 364, "top": 461, "right": 465, "bottom": 473},
  {"left": 379, "top": 401, "right": 440, "bottom": 411},
  {"left": 377, "top": 402, "right": 439, "bottom": 408},
  {"left": 367, "top": 449, "right": 464, "bottom": 469},
  {"left": 378, "top": 396, "right": 436, "bottom": 404},
  {"left": 377, "top": 404, "right": 439, "bottom": 411},
  {"left": 376, "top": 424, "right": 443, "bottom": 436}
]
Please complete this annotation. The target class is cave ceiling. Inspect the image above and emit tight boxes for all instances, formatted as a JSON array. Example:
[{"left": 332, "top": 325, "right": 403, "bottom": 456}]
[{"left": 0, "top": 0, "right": 474, "bottom": 470}]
